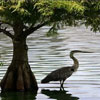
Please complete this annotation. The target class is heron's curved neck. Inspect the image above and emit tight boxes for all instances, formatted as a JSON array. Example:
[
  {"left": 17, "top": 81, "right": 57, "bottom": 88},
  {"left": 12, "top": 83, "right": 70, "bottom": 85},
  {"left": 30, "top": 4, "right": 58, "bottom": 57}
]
[{"left": 70, "top": 53, "right": 79, "bottom": 71}]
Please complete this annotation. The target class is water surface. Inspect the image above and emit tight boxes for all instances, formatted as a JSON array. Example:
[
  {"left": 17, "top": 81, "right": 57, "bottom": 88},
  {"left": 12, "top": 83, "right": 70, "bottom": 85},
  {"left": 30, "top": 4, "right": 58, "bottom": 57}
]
[{"left": 0, "top": 26, "right": 100, "bottom": 100}]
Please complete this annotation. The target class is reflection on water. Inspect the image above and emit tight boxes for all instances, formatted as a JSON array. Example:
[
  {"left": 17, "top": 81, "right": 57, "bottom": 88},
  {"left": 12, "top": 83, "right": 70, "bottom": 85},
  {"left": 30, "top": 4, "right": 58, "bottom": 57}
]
[
  {"left": 0, "top": 26, "right": 100, "bottom": 100},
  {"left": 0, "top": 89, "right": 79, "bottom": 100},
  {"left": 0, "top": 92, "right": 37, "bottom": 100},
  {"left": 41, "top": 89, "right": 79, "bottom": 100}
]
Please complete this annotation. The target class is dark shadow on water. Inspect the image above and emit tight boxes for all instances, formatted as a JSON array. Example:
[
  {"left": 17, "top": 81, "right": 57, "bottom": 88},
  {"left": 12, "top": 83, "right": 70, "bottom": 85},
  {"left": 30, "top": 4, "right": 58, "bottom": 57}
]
[
  {"left": 41, "top": 89, "right": 79, "bottom": 100},
  {"left": 0, "top": 92, "right": 37, "bottom": 100}
]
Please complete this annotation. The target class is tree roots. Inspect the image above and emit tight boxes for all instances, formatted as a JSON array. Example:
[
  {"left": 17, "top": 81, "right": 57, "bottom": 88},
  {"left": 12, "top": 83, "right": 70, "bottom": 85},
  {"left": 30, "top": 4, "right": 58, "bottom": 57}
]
[{"left": 0, "top": 61, "right": 38, "bottom": 92}]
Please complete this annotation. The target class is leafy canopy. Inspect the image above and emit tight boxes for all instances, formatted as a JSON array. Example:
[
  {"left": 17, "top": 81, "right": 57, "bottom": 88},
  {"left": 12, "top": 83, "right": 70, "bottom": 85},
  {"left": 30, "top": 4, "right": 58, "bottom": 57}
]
[
  {"left": 0, "top": 0, "right": 84, "bottom": 23},
  {"left": 0, "top": 0, "right": 100, "bottom": 36}
]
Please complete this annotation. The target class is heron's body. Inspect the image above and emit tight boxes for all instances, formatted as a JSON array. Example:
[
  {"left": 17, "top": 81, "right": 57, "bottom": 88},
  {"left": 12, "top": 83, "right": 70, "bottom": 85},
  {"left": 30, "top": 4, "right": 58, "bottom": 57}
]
[
  {"left": 41, "top": 50, "right": 91, "bottom": 88},
  {"left": 41, "top": 67, "right": 74, "bottom": 83}
]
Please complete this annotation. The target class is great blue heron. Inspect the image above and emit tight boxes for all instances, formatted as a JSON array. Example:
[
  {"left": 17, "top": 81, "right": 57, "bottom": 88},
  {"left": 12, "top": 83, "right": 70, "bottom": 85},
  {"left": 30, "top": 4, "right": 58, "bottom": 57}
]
[{"left": 41, "top": 50, "right": 92, "bottom": 88}]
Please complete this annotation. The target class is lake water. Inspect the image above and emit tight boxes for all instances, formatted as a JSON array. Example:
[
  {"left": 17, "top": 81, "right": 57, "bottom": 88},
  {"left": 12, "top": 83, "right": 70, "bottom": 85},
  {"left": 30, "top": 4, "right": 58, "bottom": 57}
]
[{"left": 0, "top": 26, "right": 100, "bottom": 100}]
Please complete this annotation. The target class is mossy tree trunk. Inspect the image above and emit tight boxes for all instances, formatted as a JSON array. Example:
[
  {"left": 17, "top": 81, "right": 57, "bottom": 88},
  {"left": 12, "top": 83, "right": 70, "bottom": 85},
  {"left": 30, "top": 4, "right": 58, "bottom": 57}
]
[{"left": 0, "top": 24, "right": 38, "bottom": 92}]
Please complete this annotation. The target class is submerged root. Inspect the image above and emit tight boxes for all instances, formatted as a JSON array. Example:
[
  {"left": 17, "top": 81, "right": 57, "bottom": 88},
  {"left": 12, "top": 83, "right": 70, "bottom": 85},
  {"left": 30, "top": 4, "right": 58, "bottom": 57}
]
[{"left": 0, "top": 61, "right": 38, "bottom": 92}]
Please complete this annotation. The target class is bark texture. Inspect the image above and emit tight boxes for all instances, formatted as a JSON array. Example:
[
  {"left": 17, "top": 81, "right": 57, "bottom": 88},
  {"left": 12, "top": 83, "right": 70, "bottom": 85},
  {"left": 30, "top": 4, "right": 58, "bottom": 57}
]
[{"left": 0, "top": 38, "right": 38, "bottom": 92}]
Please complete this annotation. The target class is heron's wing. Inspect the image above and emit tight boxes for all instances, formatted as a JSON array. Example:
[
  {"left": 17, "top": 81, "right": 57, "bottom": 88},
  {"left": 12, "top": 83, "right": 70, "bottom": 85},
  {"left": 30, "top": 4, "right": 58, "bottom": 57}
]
[
  {"left": 41, "top": 67, "right": 74, "bottom": 83},
  {"left": 57, "top": 67, "right": 73, "bottom": 79},
  {"left": 47, "top": 67, "right": 73, "bottom": 81}
]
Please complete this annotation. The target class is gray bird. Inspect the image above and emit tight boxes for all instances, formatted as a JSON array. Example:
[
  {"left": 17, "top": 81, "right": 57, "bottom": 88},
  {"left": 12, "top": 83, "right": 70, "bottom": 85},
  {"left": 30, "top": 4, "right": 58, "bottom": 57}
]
[{"left": 41, "top": 50, "right": 92, "bottom": 88}]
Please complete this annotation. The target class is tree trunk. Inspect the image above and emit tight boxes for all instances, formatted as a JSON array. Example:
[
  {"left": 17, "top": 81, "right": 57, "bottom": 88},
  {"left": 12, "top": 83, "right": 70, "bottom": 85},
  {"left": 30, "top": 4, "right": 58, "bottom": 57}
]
[{"left": 0, "top": 38, "right": 38, "bottom": 92}]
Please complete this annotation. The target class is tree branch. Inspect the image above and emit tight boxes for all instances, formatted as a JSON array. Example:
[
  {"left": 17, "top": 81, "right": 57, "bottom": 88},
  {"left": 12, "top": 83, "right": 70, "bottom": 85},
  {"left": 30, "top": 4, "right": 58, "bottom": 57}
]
[
  {"left": 0, "top": 28, "right": 14, "bottom": 39},
  {"left": 0, "top": 20, "right": 13, "bottom": 27},
  {"left": 24, "top": 21, "right": 48, "bottom": 37}
]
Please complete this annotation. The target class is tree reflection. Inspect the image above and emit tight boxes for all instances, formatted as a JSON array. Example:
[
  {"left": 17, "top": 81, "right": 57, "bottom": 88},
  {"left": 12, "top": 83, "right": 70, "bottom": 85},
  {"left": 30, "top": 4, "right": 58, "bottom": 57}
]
[
  {"left": 41, "top": 89, "right": 79, "bottom": 100},
  {"left": 0, "top": 92, "right": 37, "bottom": 100}
]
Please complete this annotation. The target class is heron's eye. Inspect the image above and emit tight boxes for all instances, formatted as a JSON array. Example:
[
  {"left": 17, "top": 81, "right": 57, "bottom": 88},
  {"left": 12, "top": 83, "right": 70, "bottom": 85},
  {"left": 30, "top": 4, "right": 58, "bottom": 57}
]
[{"left": 71, "top": 69, "right": 74, "bottom": 71}]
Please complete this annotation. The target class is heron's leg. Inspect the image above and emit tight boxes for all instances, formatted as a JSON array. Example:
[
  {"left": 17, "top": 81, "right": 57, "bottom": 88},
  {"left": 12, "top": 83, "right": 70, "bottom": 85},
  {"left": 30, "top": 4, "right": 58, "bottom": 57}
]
[
  {"left": 60, "top": 80, "right": 61, "bottom": 84},
  {"left": 60, "top": 86, "right": 64, "bottom": 91},
  {"left": 61, "top": 80, "right": 64, "bottom": 88},
  {"left": 60, "top": 80, "right": 64, "bottom": 88},
  {"left": 60, "top": 80, "right": 62, "bottom": 85},
  {"left": 60, "top": 80, "right": 62, "bottom": 87},
  {"left": 59, "top": 80, "right": 64, "bottom": 91}
]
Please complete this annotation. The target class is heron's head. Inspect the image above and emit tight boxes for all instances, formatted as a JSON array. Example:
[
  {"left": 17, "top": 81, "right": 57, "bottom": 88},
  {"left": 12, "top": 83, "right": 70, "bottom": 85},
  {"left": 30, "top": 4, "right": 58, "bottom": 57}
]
[{"left": 70, "top": 50, "right": 93, "bottom": 57}]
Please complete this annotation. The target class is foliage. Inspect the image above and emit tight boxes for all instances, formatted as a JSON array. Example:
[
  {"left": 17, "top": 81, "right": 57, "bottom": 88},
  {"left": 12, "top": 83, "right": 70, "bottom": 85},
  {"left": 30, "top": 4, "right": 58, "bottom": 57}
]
[
  {"left": 0, "top": 62, "right": 3, "bottom": 66},
  {"left": 82, "top": 1, "right": 100, "bottom": 32},
  {"left": 0, "top": 0, "right": 40, "bottom": 25},
  {"left": 0, "top": 0, "right": 84, "bottom": 23},
  {"left": 35, "top": 0, "right": 84, "bottom": 17},
  {"left": 35, "top": 0, "right": 85, "bottom": 35},
  {"left": 0, "top": 0, "right": 100, "bottom": 36}
]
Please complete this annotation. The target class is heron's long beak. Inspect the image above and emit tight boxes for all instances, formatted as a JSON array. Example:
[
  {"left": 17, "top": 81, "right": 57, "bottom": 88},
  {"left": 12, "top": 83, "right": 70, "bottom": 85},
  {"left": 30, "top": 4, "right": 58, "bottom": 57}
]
[
  {"left": 71, "top": 50, "right": 93, "bottom": 54},
  {"left": 78, "top": 51, "right": 93, "bottom": 53}
]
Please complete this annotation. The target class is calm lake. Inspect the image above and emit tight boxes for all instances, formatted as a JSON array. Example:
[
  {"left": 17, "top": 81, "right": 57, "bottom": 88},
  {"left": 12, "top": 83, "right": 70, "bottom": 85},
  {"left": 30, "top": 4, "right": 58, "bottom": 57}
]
[{"left": 0, "top": 26, "right": 100, "bottom": 100}]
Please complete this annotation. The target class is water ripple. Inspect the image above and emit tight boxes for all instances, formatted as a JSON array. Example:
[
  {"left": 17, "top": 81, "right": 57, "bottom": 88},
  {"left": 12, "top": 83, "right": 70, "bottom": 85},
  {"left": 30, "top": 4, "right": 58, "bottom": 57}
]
[{"left": 0, "top": 26, "right": 100, "bottom": 100}]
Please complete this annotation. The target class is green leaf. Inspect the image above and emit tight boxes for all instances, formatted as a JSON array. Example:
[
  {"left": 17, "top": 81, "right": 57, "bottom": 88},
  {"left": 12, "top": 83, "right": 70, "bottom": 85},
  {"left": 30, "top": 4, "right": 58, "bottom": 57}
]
[{"left": 0, "top": 62, "right": 3, "bottom": 67}]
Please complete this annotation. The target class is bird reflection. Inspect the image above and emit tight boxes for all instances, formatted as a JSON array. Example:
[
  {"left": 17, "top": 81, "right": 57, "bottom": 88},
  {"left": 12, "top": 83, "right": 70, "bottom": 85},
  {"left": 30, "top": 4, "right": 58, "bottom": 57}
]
[
  {"left": 41, "top": 89, "right": 79, "bottom": 100},
  {"left": 0, "top": 92, "right": 37, "bottom": 100}
]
